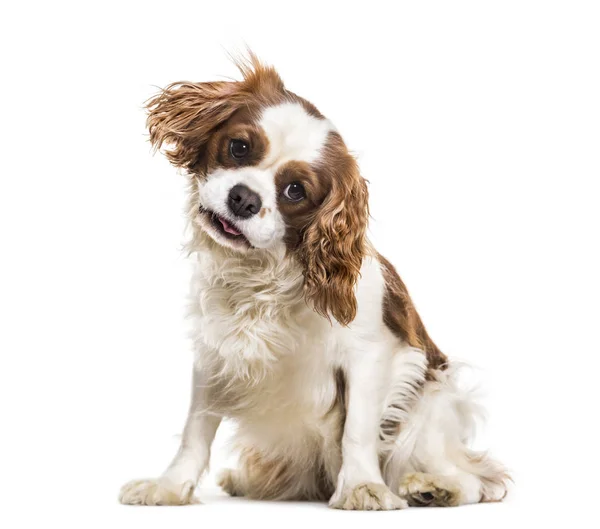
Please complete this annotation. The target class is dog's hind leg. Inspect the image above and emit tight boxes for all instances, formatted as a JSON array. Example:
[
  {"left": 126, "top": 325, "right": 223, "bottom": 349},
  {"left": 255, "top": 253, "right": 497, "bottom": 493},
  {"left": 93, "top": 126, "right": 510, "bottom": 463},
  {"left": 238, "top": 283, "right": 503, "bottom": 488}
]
[
  {"left": 216, "top": 468, "right": 245, "bottom": 497},
  {"left": 217, "top": 446, "right": 332, "bottom": 501},
  {"left": 382, "top": 365, "right": 510, "bottom": 507}
]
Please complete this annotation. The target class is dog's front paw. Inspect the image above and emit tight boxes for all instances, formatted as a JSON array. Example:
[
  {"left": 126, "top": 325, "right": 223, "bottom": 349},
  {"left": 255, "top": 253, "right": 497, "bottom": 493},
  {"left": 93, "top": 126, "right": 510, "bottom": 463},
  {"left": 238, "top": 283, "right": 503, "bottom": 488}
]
[
  {"left": 119, "top": 478, "right": 198, "bottom": 506},
  {"left": 329, "top": 482, "right": 408, "bottom": 511}
]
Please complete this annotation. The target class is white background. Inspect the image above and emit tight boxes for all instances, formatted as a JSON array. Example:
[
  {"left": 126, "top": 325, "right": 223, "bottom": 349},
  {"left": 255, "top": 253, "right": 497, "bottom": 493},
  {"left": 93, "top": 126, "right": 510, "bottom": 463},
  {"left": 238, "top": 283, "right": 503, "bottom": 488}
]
[{"left": 1, "top": 1, "right": 599, "bottom": 527}]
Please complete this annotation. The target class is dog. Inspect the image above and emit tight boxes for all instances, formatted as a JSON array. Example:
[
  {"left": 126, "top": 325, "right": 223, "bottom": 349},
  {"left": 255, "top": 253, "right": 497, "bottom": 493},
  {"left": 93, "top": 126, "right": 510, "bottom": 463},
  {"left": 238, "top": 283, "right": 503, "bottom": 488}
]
[{"left": 119, "top": 55, "right": 509, "bottom": 510}]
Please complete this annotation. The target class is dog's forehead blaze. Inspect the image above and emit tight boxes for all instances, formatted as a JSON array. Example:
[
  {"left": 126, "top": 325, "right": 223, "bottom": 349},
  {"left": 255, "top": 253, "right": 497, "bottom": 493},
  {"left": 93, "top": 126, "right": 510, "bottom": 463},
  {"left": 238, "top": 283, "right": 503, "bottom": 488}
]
[
  {"left": 257, "top": 102, "right": 333, "bottom": 169},
  {"left": 202, "top": 100, "right": 332, "bottom": 175}
]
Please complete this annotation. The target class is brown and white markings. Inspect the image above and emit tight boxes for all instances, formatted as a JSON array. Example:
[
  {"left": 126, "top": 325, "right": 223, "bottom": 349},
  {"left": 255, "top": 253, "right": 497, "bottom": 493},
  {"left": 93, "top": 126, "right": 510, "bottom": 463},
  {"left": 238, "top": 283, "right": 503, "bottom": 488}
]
[{"left": 119, "top": 54, "right": 509, "bottom": 510}]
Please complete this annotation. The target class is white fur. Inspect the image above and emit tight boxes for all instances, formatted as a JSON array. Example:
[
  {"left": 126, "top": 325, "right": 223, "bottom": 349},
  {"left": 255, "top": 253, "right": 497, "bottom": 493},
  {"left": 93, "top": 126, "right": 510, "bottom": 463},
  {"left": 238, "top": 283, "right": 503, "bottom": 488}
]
[
  {"left": 120, "top": 102, "right": 508, "bottom": 509},
  {"left": 259, "top": 102, "right": 333, "bottom": 167}
]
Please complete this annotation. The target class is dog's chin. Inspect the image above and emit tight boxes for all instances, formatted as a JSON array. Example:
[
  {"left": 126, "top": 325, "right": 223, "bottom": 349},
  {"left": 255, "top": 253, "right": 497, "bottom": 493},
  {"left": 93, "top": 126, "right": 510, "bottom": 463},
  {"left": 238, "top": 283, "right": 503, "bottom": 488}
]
[{"left": 198, "top": 208, "right": 252, "bottom": 252}]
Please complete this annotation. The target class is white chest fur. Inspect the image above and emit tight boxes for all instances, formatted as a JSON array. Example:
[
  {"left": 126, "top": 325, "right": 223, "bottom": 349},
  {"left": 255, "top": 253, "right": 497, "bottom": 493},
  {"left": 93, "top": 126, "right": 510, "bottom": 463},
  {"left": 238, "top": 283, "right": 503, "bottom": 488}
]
[{"left": 188, "top": 244, "right": 337, "bottom": 409}]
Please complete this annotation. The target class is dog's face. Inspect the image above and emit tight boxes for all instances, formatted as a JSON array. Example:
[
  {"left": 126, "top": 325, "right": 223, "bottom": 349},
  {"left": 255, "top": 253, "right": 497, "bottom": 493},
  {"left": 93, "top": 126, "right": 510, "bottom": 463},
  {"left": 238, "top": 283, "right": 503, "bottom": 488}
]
[
  {"left": 195, "top": 101, "right": 334, "bottom": 252},
  {"left": 146, "top": 56, "right": 369, "bottom": 325}
]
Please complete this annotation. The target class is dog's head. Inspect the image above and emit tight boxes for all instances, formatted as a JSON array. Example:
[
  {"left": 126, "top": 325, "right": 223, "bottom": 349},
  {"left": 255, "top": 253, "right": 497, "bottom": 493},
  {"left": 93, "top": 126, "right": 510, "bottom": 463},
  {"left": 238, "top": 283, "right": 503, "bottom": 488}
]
[{"left": 147, "top": 54, "right": 368, "bottom": 325}]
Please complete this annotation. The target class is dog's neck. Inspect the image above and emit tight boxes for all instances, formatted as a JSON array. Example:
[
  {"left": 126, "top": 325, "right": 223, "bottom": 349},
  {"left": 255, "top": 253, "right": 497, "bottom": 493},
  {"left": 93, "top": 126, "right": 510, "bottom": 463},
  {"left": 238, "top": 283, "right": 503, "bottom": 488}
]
[
  {"left": 187, "top": 229, "right": 315, "bottom": 383},
  {"left": 188, "top": 229, "right": 302, "bottom": 287}
]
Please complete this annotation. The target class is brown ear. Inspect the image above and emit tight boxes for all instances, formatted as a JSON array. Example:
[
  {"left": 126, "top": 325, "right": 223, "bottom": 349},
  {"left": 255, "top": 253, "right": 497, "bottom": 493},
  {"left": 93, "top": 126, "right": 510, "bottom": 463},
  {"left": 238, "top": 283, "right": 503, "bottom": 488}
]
[
  {"left": 145, "top": 81, "right": 241, "bottom": 171},
  {"left": 146, "top": 53, "right": 285, "bottom": 172},
  {"left": 300, "top": 144, "right": 369, "bottom": 326}
]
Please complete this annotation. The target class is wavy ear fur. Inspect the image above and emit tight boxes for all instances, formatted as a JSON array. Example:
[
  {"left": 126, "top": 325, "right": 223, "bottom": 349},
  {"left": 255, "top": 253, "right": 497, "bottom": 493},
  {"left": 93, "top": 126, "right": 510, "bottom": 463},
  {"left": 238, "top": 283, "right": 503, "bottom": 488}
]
[
  {"left": 146, "top": 81, "right": 241, "bottom": 170},
  {"left": 146, "top": 53, "right": 285, "bottom": 171},
  {"left": 300, "top": 138, "right": 369, "bottom": 326}
]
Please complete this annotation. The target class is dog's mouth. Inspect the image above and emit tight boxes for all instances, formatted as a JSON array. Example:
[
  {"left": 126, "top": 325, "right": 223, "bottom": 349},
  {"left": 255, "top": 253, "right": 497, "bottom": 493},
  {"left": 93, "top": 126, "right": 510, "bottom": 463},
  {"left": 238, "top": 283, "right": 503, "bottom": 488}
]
[
  {"left": 213, "top": 214, "right": 242, "bottom": 236},
  {"left": 199, "top": 207, "right": 251, "bottom": 247}
]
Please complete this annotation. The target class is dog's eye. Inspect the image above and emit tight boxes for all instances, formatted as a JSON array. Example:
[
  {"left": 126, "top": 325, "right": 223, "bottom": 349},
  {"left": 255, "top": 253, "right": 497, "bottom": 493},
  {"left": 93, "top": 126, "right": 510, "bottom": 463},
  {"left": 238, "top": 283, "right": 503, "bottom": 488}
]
[
  {"left": 282, "top": 182, "right": 306, "bottom": 202},
  {"left": 229, "top": 139, "right": 250, "bottom": 160}
]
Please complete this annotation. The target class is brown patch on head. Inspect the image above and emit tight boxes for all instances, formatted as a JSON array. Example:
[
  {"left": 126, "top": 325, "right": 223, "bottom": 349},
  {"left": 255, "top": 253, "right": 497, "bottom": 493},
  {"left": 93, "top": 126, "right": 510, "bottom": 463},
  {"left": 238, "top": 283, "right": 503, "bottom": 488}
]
[
  {"left": 379, "top": 253, "right": 448, "bottom": 373},
  {"left": 145, "top": 52, "right": 333, "bottom": 186},
  {"left": 200, "top": 109, "right": 270, "bottom": 174},
  {"left": 145, "top": 52, "right": 287, "bottom": 173},
  {"left": 275, "top": 160, "right": 330, "bottom": 248}
]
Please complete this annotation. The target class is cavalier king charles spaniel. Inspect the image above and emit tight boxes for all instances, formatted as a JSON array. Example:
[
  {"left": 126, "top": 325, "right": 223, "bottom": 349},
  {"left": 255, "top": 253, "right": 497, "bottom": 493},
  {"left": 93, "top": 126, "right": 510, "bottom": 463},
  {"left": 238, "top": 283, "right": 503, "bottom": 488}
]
[{"left": 119, "top": 55, "right": 509, "bottom": 510}]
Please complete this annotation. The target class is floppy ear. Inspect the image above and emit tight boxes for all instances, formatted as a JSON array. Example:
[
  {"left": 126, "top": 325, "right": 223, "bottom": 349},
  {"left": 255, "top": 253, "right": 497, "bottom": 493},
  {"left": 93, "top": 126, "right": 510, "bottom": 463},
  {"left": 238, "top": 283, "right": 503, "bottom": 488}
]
[
  {"left": 299, "top": 148, "right": 369, "bottom": 326},
  {"left": 146, "top": 81, "right": 241, "bottom": 171},
  {"left": 146, "top": 54, "right": 285, "bottom": 173}
]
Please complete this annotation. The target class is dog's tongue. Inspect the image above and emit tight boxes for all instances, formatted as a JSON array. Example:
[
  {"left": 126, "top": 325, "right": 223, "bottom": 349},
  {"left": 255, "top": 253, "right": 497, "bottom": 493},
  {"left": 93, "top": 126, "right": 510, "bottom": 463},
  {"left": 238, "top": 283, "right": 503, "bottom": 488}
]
[{"left": 219, "top": 217, "right": 241, "bottom": 236}]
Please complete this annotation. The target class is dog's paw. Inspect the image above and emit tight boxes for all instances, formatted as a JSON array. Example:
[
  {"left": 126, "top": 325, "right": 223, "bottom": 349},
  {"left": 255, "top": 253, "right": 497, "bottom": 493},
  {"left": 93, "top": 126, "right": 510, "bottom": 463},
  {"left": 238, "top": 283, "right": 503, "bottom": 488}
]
[
  {"left": 329, "top": 482, "right": 408, "bottom": 511},
  {"left": 119, "top": 478, "right": 198, "bottom": 506},
  {"left": 216, "top": 468, "right": 243, "bottom": 497},
  {"left": 398, "top": 472, "right": 461, "bottom": 507}
]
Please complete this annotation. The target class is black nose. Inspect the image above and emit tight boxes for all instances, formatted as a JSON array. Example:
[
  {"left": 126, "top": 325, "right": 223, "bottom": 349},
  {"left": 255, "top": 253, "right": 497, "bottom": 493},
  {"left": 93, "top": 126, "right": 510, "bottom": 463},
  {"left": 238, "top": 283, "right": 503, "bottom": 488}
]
[{"left": 227, "top": 184, "right": 262, "bottom": 219}]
